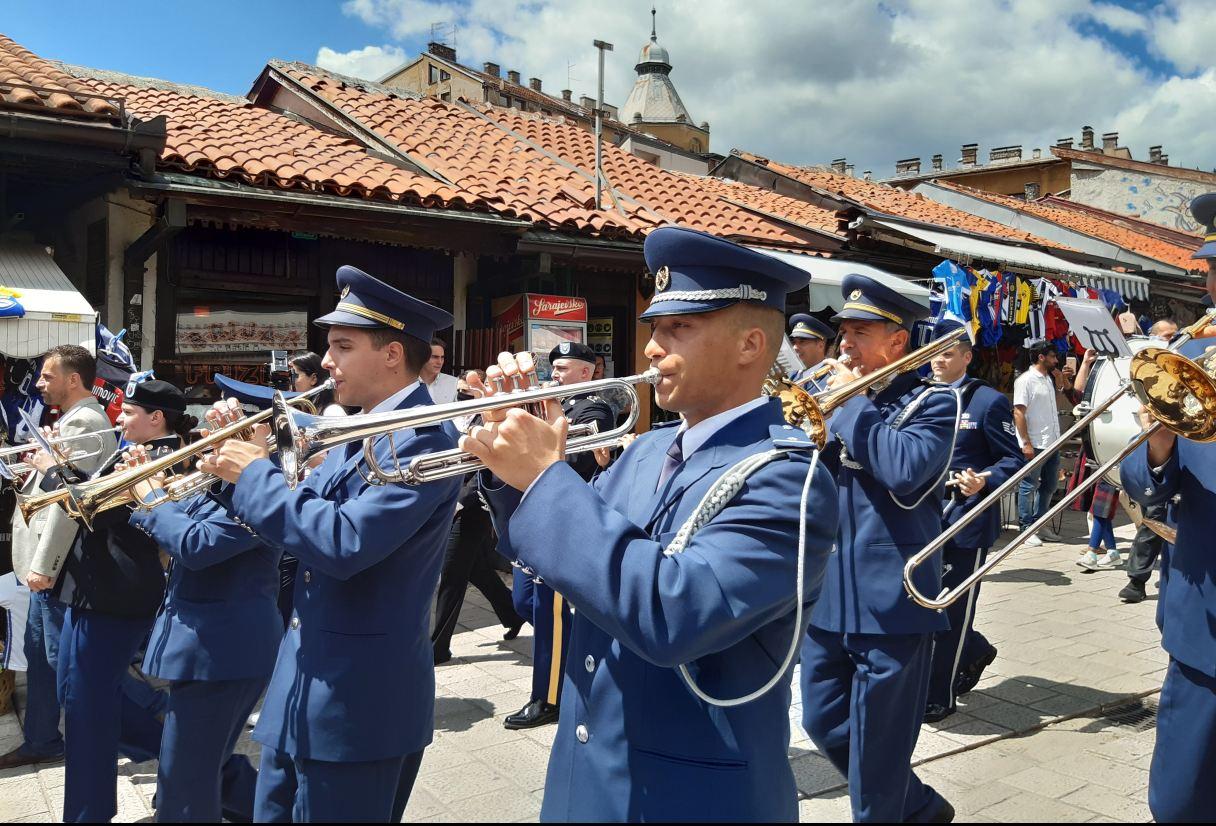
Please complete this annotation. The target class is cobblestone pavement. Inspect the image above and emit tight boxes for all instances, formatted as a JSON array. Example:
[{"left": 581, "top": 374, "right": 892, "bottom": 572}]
[{"left": 0, "top": 509, "right": 1166, "bottom": 821}]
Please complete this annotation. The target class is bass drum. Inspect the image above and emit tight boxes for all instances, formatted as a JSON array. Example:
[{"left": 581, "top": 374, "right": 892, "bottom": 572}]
[{"left": 1077, "top": 336, "right": 1156, "bottom": 489}]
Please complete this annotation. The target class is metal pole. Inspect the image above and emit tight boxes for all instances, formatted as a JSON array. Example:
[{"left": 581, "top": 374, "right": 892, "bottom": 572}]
[{"left": 592, "top": 39, "right": 613, "bottom": 210}]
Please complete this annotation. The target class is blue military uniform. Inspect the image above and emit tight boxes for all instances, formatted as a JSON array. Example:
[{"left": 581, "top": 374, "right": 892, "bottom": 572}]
[
  {"left": 800, "top": 275, "right": 958, "bottom": 823},
  {"left": 129, "top": 490, "right": 282, "bottom": 822},
  {"left": 926, "top": 367, "right": 1024, "bottom": 716},
  {"left": 506, "top": 344, "right": 617, "bottom": 728},
  {"left": 1119, "top": 192, "right": 1216, "bottom": 822},
  {"left": 214, "top": 266, "right": 462, "bottom": 823},
  {"left": 483, "top": 227, "right": 838, "bottom": 821},
  {"left": 788, "top": 313, "right": 834, "bottom": 392}
]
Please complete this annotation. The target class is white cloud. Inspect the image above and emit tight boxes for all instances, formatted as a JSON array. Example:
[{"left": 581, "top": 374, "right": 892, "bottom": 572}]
[
  {"left": 1146, "top": 0, "right": 1216, "bottom": 75},
  {"left": 316, "top": 44, "right": 407, "bottom": 81},
  {"left": 325, "top": 0, "right": 1214, "bottom": 176}
]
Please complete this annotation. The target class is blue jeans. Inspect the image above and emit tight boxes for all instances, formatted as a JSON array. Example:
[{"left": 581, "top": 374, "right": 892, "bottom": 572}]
[
  {"left": 21, "top": 590, "right": 66, "bottom": 758},
  {"left": 1088, "top": 516, "right": 1117, "bottom": 551},
  {"left": 1017, "top": 448, "right": 1060, "bottom": 531}
]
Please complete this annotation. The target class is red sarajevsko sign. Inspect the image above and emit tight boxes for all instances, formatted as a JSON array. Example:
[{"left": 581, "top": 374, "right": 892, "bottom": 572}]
[{"left": 528, "top": 295, "right": 587, "bottom": 321}]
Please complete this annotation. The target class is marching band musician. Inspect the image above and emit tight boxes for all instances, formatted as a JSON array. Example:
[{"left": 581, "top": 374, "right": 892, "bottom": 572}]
[
  {"left": 467, "top": 227, "right": 839, "bottom": 821},
  {"left": 503, "top": 341, "right": 616, "bottom": 730},
  {"left": 799, "top": 275, "right": 959, "bottom": 823},
  {"left": 53, "top": 379, "right": 194, "bottom": 822},
  {"left": 199, "top": 266, "right": 462, "bottom": 823},
  {"left": 924, "top": 320, "right": 1024, "bottom": 723},
  {"left": 788, "top": 312, "right": 835, "bottom": 391},
  {"left": 1119, "top": 192, "right": 1216, "bottom": 822}
]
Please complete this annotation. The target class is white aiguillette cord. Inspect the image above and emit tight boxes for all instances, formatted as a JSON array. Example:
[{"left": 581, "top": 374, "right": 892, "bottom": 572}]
[{"left": 663, "top": 446, "right": 821, "bottom": 708}]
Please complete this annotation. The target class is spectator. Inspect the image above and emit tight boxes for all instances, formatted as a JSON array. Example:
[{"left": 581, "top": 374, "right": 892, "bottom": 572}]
[
  {"left": 1013, "top": 343, "right": 1074, "bottom": 544},
  {"left": 420, "top": 338, "right": 459, "bottom": 404},
  {"left": 289, "top": 351, "right": 345, "bottom": 415}
]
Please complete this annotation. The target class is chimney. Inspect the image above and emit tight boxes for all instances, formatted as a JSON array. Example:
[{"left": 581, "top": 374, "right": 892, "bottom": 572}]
[
  {"left": 1024, "top": 182, "right": 1041, "bottom": 200},
  {"left": 580, "top": 95, "right": 595, "bottom": 110},
  {"left": 1056, "top": 137, "right": 1074, "bottom": 149},
  {"left": 1159, "top": 153, "right": 1169, "bottom": 165},
  {"left": 1033, "top": 148, "right": 1042, "bottom": 159},
  {"left": 931, "top": 153, "right": 943, "bottom": 171},
  {"left": 960, "top": 143, "right": 978, "bottom": 166},
  {"left": 863, "top": 170, "right": 873, "bottom": 181},
  {"left": 529, "top": 77, "right": 542, "bottom": 92},
  {"left": 1102, "top": 131, "right": 1119, "bottom": 152},
  {"left": 561, "top": 89, "right": 572, "bottom": 101},
  {"left": 989, "top": 145, "right": 1022, "bottom": 163},
  {"left": 507, "top": 70, "right": 521, "bottom": 85},
  {"left": 845, "top": 163, "right": 855, "bottom": 177},
  {"left": 427, "top": 42, "right": 456, "bottom": 62},
  {"left": 830, "top": 158, "right": 848, "bottom": 174},
  {"left": 483, "top": 62, "right": 500, "bottom": 78},
  {"left": 895, "top": 157, "right": 921, "bottom": 176},
  {"left": 1081, "top": 126, "right": 1094, "bottom": 149}
]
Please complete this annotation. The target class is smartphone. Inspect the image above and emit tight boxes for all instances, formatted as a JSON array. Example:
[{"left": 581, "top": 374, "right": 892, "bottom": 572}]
[{"left": 1065, "top": 355, "right": 1077, "bottom": 372}]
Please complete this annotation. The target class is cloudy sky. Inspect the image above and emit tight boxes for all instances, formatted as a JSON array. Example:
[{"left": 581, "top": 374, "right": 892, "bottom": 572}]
[{"left": 8, "top": 0, "right": 1214, "bottom": 179}]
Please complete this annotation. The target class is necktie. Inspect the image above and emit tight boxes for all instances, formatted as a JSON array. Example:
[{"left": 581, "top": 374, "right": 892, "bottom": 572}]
[{"left": 656, "top": 431, "right": 685, "bottom": 490}]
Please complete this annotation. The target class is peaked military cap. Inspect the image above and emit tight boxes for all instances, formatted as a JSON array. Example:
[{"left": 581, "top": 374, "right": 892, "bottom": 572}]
[
  {"left": 1191, "top": 193, "right": 1216, "bottom": 259},
  {"left": 213, "top": 374, "right": 310, "bottom": 411},
  {"left": 640, "top": 226, "right": 809, "bottom": 320},
  {"left": 832, "top": 273, "right": 931, "bottom": 328},
  {"left": 788, "top": 313, "right": 834, "bottom": 341},
  {"left": 548, "top": 341, "right": 597, "bottom": 366},
  {"left": 315, "top": 265, "right": 453, "bottom": 343}
]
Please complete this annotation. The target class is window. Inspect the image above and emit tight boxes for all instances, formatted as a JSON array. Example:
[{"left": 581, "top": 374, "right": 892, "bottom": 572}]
[
  {"left": 690, "top": 139, "right": 702, "bottom": 152},
  {"left": 440, "top": 70, "right": 451, "bottom": 82},
  {"left": 440, "top": 92, "right": 451, "bottom": 102},
  {"left": 428, "top": 64, "right": 440, "bottom": 84}
]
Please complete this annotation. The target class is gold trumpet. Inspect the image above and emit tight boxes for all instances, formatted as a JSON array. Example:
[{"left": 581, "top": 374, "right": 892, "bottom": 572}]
[{"left": 18, "top": 380, "right": 333, "bottom": 528}]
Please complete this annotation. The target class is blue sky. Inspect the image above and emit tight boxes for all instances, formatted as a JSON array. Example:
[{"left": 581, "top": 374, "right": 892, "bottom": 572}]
[{"left": 5, "top": 1, "right": 1213, "bottom": 176}]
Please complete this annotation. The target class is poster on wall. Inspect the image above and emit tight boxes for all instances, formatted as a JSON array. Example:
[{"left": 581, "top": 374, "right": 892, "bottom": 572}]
[
  {"left": 176, "top": 308, "right": 307, "bottom": 355},
  {"left": 1054, "top": 297, "right": 1132, "bottom": 357}
]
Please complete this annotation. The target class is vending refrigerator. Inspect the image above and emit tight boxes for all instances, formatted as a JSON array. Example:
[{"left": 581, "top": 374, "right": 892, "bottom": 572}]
[{"left": 491, "top": 293, "right": 588, "bottom": 380}]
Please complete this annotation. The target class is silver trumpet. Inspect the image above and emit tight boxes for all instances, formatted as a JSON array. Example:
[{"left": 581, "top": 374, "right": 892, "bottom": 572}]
[{"left": 272, "top": 369, "right": 661, "bottom": 489}]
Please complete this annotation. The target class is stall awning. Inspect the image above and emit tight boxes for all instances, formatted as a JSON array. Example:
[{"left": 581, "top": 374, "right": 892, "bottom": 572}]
[
  {"left": 751, "top": 247, "right": 931, "bottom": 312},
  {"left": 871, "top": 219, "right": 1150, "bottom": 300},
  {"left": 0, "top": 244, "right": 98, "bottom": 358}
]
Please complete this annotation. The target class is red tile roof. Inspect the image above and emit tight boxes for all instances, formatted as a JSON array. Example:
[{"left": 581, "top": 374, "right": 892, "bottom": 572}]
[
  {"left": 935, "top": 180, "right": 1203, "bottom": 272},
  {"left": 73, "top": 70, "right": 493, "bottom": 212},
  {"left": 277, "top": 63, "right": 845, "bottom": 245},
  {"left": 1, "top": 34, "right": 120, "bottom": 120},
  {"left": 733, "top": 151, "right": 1065, "bottom": 248}
]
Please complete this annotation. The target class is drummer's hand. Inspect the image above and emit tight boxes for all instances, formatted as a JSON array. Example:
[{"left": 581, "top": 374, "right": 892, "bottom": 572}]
[
  {"left": 957, "top": 467, "right": 987, "bottom": 496},
  {"left": 822, "top": 358, "right": 862, "bottom": 391}
]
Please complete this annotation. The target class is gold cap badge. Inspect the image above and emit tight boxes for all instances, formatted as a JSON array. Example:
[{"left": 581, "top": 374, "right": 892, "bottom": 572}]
[
  {"left": 849, "top": 289, "right": 862, "bottom": 301},
  {"left": 340, "top": 284, "right": 351, "bottom": 299},
  {"left": 655, "top": 266, "right": 670, "bottom": 292}
]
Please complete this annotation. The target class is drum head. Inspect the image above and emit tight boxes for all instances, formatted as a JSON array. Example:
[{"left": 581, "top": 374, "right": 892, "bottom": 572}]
[{"left": 1085, "top": 338, "right": 1156, "bottom": 488}]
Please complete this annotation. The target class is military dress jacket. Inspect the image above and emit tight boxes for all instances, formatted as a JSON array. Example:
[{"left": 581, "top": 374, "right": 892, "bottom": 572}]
[
  {"left": 561, "top": 392, "right": 617, "bottom": 481},
  {"left": 942, "top": 379, "right": 1025, "bottom": 550},
  {"left": 485, "top": 398, "right": 838, "bottom": 822},
  {"left": 1121, "top": 337, "right": 1216, "bottom": 677},
  {"left": 131, "top": 493, "right": 282, "bottom": 682},
  {"left": 217, "top": 383, "right": 461, "bottom": 762},
  {"left": 810, "top": 371, "right": 959, "bottom": 635}
]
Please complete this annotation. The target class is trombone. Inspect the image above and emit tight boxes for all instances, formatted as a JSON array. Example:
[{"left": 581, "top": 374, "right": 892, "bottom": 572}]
[
  {"left": 17, "top": 380, "right": 334, "bottom": 528},
  {"left": 904, "top": 311, "right": 1216, "bottom": 611}
]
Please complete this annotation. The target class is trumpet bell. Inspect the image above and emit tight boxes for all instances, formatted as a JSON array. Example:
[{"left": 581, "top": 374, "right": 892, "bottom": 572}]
[{"left": 1131, "top": 345, "right": 1216, "bottom": 442}]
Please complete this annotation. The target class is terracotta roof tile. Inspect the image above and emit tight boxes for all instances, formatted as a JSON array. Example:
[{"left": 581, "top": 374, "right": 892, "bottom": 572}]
[
  {"left": 935, "top": 180, "right": 1204, "bottom": 273},
  {"left": 734, "top": 151, "right": 1066, "bottom": 249},
  {"left": 0, "top": 33, "right": 120, "bottom": 120},
  {"left": 72, "top": 71, "right": 494, "bottom": 213}
]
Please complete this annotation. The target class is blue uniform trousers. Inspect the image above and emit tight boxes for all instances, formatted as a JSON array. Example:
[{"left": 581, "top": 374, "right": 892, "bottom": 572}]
[
  {"left": 20, "top": 590, "right": 66, "bottom": 758},
  {"left": 801, "top": 626, "right": 944, "bottom": 823},
  {"left": 1150, "top": 657, "right": 1216, "bottom": 822},
  {"left": 927, "top": 545, "right": 994, "bottom": 710},
  {"left": 156, "top": 676, "right": 267, "bottom": 822},
  {"left": 57, "top": 607, "right": 154, "bottom": 823},
  {"left": 254, "top": 744, "right": 424, "bottom": 823},
  {"left": 512, "top": 568, "right": 570, "bottom": 706}
]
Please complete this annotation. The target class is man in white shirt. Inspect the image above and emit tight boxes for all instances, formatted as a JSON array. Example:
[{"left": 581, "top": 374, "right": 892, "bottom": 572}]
[
  {"left": 1012, "top": 342, "right": 1070, "bottom": 544},
  {"left": 420, "top": 337, "right": 459, "bottom": 404}
]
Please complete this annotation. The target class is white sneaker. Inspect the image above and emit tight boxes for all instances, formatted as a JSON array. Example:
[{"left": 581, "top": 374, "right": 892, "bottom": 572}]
[
  {"left": 1024, "top": 533, "right": 1043, "bottom": 547},
  {"left": 1039, "top": 528, "right": 1062, "bottom": 542},
  {"left": 1095, "top": 551, "right": 1125, "bottom": 571},
  {"left": 1076, "top": 550, "right": 1100, "bottom": 571},
  {"left": 246, "top": 711, "right": 260, "bottom": 728}
]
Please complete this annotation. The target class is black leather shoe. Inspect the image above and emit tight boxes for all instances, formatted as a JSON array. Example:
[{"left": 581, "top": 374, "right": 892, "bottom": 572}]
[
  {"left": 503, "top": 700, "right": 559, "bottom": 730},
  {"left": 923, "top": 703, "right": 955, "bottom": 724},
  {"left": 434, "top": 650, "right": 452, "bottom": 665},
  {"left": 503, "top": 620, "right": 525, "bottom": 641},
  {"left": 0, "top": 745, "right": 63, "bottom": 770},
  {"left": 954, "top": 645, "right": 997, "bottom": 698},
  {"left": 1119, "top": 579, "right": 1147, "bottom": 603},
  {"left": 927, "top": 798, "right": 956, "bottom": 823}
]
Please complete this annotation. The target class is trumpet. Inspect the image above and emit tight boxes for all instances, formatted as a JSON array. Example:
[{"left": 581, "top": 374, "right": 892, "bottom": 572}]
[
  {"left": 18, "top": 380, "right": 334, "bottom": 528},
  {"left": 0, "top": 427, "right": 121, "bottom": 479},
  {"left": 904, "top": 310, "right": 1216, "bottom": 611},
  {"left": 272, "top": 371, "right": 660, "bottom": 489}
]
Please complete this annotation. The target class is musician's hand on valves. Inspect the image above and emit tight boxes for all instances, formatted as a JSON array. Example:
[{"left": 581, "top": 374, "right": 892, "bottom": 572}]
[
  {"left": 821, "top": 357, "right": 861, "bottom": 391},
  {"left": 26, "top": 447, "right": 55, "bottom": 475},
  {"left": 198, "top": 423, "right": 271, "bottom": 484},
  {"left": 461, "top": 351, "right": 568, "bottom": 490},
  {"left": 121, "top": 446, "right": 166, "bottom": 503},
  {"left": 204, "top": 397, "right": 246, "bottom": 441}
]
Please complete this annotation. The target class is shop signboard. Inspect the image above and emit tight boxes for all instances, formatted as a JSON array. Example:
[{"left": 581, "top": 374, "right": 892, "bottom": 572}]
[{"left": 491, "top": 293, "right": 589, "bottom": 379}]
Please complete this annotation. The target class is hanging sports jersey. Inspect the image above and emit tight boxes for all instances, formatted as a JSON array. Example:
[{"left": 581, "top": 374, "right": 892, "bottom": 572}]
[
  {"left": 977, "top": 270, "right": 1003, "bottom": 347},
  {"left": 932, "top": 260, "right": 972, "bottom": 329},
  {"left": 1013, "top": 278, "right": 1033, "bottom": 325}
]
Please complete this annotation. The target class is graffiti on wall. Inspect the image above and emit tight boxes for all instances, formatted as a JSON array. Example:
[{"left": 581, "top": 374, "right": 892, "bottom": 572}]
[{"left": 1071, "top": 167, "right": 1214, "bottom": 233}]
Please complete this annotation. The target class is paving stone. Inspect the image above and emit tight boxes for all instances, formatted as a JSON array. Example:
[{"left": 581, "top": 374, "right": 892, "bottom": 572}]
[
  {"left": 1002, "top": 764, "right": 1089, "bottom": 798},
  {"left": 1061, "top": 783, "right": 1154, "bottom": 821},
  {"left": 974, "top": 789, "right": 1105, "bottom": 822}
]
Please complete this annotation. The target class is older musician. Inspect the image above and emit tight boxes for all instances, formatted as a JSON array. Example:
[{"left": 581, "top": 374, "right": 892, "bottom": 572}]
[
  {"left": 1119, "top": 193, "right": 1216, "bottom": 822},
  {"left": 200, "top": 266, "right": 461, "bottom": 823},
  {"left": 466, "top": 227, "right": 837, "bottom": 821},
  {"left": 799, "top": 275, "right": 959, "bottom": 823}
]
